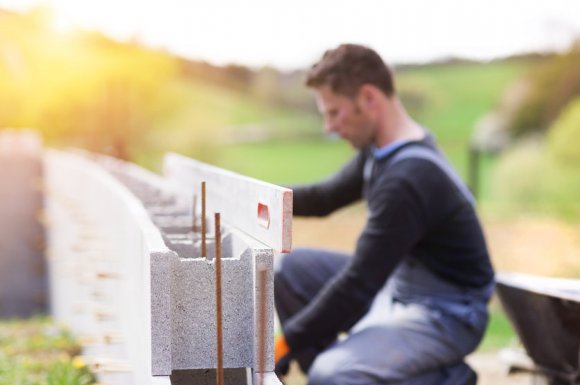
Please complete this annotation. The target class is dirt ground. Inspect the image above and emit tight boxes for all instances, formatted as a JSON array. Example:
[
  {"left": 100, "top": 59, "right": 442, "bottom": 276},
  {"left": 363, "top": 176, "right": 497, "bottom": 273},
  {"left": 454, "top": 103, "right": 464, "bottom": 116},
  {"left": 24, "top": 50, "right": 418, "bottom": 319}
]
[
  {"left": 467, "top": 353, "right": 538, "bottom": 385},
  {"left": 293, "top": 205, "right": 580, "bottom": 277},
  {"left": 283, "top": 353, "right": 538, "bottom": 385}
]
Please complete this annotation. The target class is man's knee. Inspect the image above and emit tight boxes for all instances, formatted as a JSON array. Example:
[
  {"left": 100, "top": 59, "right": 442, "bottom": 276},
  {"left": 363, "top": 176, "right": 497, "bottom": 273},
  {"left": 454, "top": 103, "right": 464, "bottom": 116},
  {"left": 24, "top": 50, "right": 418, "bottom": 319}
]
[
  {"left": 307, "top": 348, "right": 370, "bottom": 385},
  {"left": 308, "top": 356, "right": 346, "bottom": 385}
]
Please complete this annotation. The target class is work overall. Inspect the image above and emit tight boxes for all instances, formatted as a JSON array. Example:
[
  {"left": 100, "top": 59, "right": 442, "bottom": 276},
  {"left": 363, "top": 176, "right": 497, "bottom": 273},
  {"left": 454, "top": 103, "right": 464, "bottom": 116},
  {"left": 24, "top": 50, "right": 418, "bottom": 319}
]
[
  {"left": 275, "top": 145, "right": 494, "bottom": 385},
  {"left": 276, "top": 249, "right": 493, "bottom": 385}
]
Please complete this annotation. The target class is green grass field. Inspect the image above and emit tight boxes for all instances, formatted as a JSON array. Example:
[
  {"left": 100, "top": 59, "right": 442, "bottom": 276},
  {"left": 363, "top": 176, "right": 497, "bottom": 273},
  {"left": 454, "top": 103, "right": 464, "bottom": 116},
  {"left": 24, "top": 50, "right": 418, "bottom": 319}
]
[{"left": 219, "top": 139, "right": 354, "bottom": 185}]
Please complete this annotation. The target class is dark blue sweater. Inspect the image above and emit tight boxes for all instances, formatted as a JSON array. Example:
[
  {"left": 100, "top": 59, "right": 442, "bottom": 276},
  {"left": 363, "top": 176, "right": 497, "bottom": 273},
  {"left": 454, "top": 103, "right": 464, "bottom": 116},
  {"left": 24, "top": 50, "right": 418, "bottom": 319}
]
[{"left": 284, "top": 136, "right": 494, "bottom": 351}]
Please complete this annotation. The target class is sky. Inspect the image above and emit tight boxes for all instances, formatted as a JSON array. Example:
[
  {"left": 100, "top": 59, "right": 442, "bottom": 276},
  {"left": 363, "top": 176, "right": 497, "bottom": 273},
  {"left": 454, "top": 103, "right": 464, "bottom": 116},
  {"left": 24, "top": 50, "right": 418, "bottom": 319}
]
[{"left": 1, "top": 0, "right": 580, "bottom": 70}]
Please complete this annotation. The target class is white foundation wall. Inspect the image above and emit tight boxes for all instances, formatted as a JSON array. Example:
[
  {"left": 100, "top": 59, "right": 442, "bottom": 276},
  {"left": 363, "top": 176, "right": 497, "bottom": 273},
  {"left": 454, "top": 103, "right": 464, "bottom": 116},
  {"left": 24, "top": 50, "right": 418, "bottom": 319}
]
[{"left": 45, "top": 149, "right": 169, "bottom": 385}]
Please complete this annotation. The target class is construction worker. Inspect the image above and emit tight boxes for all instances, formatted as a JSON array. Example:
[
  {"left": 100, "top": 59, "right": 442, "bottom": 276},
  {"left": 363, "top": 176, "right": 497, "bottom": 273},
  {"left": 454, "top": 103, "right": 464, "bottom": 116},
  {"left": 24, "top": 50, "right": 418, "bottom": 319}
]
[{"left": 274, "top": 44, "right": 495, "bottom": 385}]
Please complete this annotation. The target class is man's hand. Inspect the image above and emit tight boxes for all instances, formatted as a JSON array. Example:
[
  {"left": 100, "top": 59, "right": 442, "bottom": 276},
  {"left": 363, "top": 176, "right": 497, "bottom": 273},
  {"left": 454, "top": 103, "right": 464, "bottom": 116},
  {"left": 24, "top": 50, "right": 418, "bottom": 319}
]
[{"left": 274, "top": 335, "right": 291, "bottom": 376}]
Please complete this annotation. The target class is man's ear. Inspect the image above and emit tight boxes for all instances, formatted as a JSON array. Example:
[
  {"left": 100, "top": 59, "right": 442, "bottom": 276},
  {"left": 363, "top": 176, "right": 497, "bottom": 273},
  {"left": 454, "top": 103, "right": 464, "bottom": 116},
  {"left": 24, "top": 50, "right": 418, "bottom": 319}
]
[{"left": 357, "top": 84, "right": 378, "bottom": 111}]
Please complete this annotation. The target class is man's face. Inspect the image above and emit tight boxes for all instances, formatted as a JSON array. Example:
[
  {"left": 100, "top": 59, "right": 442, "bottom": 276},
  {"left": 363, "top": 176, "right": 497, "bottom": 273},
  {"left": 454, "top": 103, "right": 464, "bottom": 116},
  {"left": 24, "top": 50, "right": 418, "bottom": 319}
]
[{"left": 315, "top": 85, "right": 375, "bottom": 149}]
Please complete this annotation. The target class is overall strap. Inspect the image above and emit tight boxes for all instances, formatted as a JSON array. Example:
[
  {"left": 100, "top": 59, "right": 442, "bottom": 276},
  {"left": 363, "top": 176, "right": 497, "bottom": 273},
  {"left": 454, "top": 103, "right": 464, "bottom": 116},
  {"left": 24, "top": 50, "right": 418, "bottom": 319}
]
[{"left": 387, "top": 145, "right": 475, "bottom": 206}]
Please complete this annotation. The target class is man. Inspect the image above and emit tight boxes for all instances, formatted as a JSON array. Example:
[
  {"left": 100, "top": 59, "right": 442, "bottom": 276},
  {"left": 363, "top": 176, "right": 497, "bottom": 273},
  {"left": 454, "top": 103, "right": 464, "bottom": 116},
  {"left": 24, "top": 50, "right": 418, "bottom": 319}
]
[{"left": 274, "top": 44, "right": 495, "bottom": 385}]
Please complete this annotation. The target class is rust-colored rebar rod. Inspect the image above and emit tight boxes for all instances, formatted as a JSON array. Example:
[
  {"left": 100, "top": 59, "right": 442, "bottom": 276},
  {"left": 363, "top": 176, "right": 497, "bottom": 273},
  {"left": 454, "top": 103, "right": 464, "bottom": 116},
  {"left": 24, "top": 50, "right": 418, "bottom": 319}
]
[
  {"left": 257, "top": 264, "right": 268, "bottom": 385},
  {"left": 214, "top": 212, "right": 224, "bottom": 385},
  {"left": 192, "top": 193, "right": 197, "bottom": 233},
  {"left": 201, "top": 181, "right": 207, "bottom": 258}
]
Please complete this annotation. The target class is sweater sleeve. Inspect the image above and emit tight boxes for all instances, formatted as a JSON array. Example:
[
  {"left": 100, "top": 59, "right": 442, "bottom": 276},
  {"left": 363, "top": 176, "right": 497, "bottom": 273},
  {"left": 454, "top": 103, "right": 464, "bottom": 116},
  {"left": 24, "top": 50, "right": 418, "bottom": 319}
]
[
  {"left": 283, "top": 165, "right": 430, "bottom": 351},
  {"left": 292, "top": 151, "right": 366, "bottom": 217}
]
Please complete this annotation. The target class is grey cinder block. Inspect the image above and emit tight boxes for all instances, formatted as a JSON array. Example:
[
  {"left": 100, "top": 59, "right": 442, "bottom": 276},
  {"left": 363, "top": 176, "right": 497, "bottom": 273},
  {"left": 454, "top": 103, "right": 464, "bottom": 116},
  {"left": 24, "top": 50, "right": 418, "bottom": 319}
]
[{"left": 47, "top": 150, "right": 288, "bottom": 385}]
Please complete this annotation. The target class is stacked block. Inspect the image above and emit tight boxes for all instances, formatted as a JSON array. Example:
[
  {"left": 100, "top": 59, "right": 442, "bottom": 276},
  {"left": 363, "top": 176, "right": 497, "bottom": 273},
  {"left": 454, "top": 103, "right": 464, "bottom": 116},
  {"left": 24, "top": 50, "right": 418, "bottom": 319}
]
[{"left": 45, "top": 149, "right": 291, "bottom": 385}]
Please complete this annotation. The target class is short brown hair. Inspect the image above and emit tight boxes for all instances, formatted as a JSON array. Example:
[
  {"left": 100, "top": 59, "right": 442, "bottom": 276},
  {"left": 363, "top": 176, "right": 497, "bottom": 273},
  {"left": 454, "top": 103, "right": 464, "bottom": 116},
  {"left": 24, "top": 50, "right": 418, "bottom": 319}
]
[{"left": 306, "top": 44, "right": 395, "bottom": 97}]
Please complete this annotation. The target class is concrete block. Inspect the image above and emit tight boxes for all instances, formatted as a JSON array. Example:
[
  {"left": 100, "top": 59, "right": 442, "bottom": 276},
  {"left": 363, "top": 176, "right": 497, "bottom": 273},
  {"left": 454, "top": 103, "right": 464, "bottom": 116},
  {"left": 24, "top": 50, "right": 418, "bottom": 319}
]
[
  {"left": 152, "top": 376, "right": 172, "bottom": 385},
  {"left": 253, "top": 249, "right": 275, "bottom": 372},
  {"left": 171, "top": 368, "right": 247, "bottom": 385},
  {"left": 254, "top": 371, "right": 283, "bottom": 385},
  {"left": 47, "top": 150, "right": 289, "bottom": 384},
  {"left": 163, "top": 236, "right": 195, "bottom": 258},
  {"left": 153, "top": 215, "right": 193, "bottom": 234},
  {"left": 169, "top": 245, "right": 255, "bottom": 369},
  {"left": 151, "top": 251, "right": 174, "bottom": 375}
]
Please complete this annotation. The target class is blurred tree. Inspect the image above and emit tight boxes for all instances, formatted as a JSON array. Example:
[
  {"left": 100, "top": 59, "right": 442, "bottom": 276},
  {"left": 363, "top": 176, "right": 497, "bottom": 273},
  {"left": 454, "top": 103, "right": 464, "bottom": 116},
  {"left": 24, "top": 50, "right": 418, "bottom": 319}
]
[
  {"left": 508, "top": 46, "right": 580, "bottom": 137},
  {"left": 178, "top": 59, "right": 252, "bottom": 92},
  {"left": 64, "top": 38, "right": 180, "bottom": 160},
  {"left": 397, "top": 80, "right": 432, "bottom": 120},
  {"left": 0, "top": 6, "right": 319, "bottom": 164},
  {"left": 490, "top": 95, "right": 580, "bottom": 219},
  {"left": 0, "top": 8, "right": 181, "bottom": 160},
  {"left": 251, "top": 65, "right": 280, "bottom": 104},
  {"left": 548, "top": 96, "right": 580, "bottom": 164}
]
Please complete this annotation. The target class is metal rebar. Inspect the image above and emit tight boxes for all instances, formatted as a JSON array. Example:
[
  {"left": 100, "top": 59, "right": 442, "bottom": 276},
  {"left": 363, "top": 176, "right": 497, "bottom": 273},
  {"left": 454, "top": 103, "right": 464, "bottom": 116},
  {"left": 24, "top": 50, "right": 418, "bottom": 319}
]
[
  {"left": 201, "top": 181, "right": 206, "bottom": 258},
  {"left": 257, "top": 264, "right": 268, "bottom": 385},
  {"left": 215, "top": 212, "right": 224, "bottom": 385},
  {"left": 192, "top": 193, "right": 197, "bottom": 233}
]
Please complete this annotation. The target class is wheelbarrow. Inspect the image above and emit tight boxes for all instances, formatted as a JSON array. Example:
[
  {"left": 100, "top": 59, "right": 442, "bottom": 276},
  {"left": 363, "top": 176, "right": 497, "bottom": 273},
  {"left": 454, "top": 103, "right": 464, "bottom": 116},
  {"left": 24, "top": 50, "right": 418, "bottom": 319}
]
[{"left": 496, "top": 272, "right": 580, "bottom": 385}]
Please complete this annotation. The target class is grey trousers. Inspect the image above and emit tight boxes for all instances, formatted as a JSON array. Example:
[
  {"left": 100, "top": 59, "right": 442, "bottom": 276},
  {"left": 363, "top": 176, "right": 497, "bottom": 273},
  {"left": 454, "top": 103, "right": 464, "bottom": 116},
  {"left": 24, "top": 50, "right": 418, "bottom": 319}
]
[{"left": 274, "top": 248, "right": 493, "bottom": 385}]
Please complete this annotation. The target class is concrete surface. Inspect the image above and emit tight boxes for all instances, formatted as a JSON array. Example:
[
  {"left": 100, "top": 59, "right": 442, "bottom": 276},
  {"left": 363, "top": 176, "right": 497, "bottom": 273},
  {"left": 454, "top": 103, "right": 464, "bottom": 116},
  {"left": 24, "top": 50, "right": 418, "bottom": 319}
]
[{"left": 0, "top": 130, "right": 47, "bottom": 318}]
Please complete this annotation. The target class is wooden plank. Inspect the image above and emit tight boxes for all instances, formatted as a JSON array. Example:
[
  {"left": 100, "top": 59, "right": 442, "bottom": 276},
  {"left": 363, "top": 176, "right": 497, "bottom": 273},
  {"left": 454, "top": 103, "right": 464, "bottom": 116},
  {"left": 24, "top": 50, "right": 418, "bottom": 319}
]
[{"left": 163, "top": 153, "right": 292, "bottom": 253}]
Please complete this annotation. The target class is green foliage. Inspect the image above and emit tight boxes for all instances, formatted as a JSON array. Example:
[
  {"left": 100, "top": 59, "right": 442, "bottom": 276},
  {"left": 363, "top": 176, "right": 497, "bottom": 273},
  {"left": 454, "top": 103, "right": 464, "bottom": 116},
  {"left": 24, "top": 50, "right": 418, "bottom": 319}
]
[
  {"left": 218, "top": 140, "right": 354, "bottom": 185},
  {"left": 133, "top": 76, "right": 321, "bottom": 172},
  {"left": 548, "top": 97, "right": 580, "bottom": 164},
  {"left": 0, "top": 8, "right": 324, "bottom": 165},
  {"left": 46, "top": 362, "right": 94, "bottom": 385},
  {"left": 0, "top": 10, "right": 182, "bottom": 159},
  {"left": 508, "top": 49, "right": 580, "bottom": 137},
  {"left": 489, "top": 97, "right": 580, "bottom": 219},
  {"left": 0, "top": 317, "right": 95, "bottom": 385},
  {"left": 478, "top": 303, "right": 516, "bottom": 352}
]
